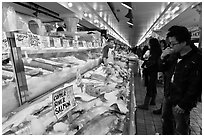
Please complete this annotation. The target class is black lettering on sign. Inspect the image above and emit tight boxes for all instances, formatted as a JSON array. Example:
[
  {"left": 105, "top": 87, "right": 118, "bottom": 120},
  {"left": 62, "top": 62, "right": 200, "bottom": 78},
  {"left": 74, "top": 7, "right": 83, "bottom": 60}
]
[{"left": 54, "top": 101, "right": 71, "bottom": 115}]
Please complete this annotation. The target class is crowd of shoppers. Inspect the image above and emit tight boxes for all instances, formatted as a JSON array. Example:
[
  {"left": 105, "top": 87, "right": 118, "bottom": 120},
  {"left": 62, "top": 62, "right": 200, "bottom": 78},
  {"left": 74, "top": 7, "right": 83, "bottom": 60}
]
[{"left": 135, "top": 25, "right": 202, "bottom": 135}]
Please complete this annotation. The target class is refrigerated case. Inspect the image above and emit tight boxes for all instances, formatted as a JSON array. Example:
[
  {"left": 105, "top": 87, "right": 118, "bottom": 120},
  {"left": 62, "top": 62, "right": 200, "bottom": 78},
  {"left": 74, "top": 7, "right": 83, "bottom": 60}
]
[
  {"left": 2, "top": 26, "right": 137, "bottom": 136},
  {"left": 2, "top": 32, "right": 137, "bottom": 135}
]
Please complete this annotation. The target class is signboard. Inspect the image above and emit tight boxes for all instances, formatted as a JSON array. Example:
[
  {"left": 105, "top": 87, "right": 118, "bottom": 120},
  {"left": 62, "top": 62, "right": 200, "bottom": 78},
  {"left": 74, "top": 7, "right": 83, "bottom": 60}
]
[
  {"left": 62, "top": 39, "right": 70, "bottom": 48},
  {"left": 82, "top": 41, "right": 87, "bottom": 48},
  {"left": 72, "top": 40, "right": 78, "bottom": 49},
  {"left": 191, "top": 30, "right": 200, "bottom": 39},
  {"left": 28, "top": 33, "right": 41, "bottom": 49},
  {"left": 189, "top": 26, "right": 200, "bottom": 39},
  {"left": 40, "top": 36, "right": 50, "bottom": 48},
  {"left": 76, "top": 68, "right": 82, "bottom": 86},
  {"left": 53, "top": 37, "right": 62, "bottom": 48},
  {"left": 14, "top": 33, "right": 30, "bottom": 48},
  {"left": 2, "top": 31, "right": 9, "bottom": 53},
  {"left": 52, "top": 85, "right": 76, "bottom": 119}
]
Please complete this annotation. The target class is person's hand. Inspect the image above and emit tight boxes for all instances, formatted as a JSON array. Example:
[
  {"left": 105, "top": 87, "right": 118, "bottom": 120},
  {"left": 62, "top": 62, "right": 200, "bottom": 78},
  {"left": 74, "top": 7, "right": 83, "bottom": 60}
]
[
  {"left": 161, "top": 47, "right": 174, "bottom": 60},
  {"left": 174, "top": 105, "right": 185, "bottom": 114}
]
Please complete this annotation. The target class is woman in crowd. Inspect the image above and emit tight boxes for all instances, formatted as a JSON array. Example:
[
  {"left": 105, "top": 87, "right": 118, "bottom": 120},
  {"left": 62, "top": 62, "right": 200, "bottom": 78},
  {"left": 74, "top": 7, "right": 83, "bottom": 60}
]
[{"left": 137, "top": 38, "right": 162, "bottom": 110}]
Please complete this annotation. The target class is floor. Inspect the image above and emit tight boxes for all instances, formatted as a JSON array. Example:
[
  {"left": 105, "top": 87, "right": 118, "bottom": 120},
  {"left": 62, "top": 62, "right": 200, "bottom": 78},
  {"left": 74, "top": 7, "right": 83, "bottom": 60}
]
[{"left": 133, "top": 73, "right": 202, "bottom": 135}]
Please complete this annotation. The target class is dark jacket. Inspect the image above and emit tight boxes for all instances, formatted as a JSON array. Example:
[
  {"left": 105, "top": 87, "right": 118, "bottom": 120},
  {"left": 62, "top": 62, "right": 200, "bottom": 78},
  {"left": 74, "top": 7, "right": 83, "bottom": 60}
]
[
  {"left": 169, "top": 48, "right": 202, "bottom": 111},
  {"left": 144, "top": 49, "right": 162, "bottom": 72},
  {"left": 158, "top": 53, "right": 178, "bottom": 97}
]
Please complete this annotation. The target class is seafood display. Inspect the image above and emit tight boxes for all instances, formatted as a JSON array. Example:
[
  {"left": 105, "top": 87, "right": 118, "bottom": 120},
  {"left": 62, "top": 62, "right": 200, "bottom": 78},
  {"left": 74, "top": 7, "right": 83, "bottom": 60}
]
[{"left": 2, "top": 50, "right": 132, "bottom": 135}]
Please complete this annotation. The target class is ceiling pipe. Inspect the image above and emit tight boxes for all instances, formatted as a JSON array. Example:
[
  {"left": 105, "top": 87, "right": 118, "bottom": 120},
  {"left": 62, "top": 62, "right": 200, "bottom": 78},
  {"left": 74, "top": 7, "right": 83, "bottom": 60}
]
[
  {"left": 127, "top": 18, "right": 133, "bottom": 26},
  {"left": 107, "top": 2, "right": 120, "bottom": 22},
  {"left": 13, "top": 2, "right": 63, "bottom": 21},
  {"left": 29, "top": 2, "right": 59, "bottom": 16}
]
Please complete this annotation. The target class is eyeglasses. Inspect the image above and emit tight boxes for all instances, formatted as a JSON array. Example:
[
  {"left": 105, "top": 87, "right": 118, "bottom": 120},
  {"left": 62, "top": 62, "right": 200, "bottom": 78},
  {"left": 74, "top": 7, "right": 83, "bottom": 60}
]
[{"left": 169, "top": 42, "right": 180, "bottom": 47}]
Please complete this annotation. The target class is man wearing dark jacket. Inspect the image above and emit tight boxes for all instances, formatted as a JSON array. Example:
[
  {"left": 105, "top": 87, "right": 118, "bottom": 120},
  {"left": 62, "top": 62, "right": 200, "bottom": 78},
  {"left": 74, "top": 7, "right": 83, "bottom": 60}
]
[{"left": 160, "top": 25, "right": 202, "bottom": 135}]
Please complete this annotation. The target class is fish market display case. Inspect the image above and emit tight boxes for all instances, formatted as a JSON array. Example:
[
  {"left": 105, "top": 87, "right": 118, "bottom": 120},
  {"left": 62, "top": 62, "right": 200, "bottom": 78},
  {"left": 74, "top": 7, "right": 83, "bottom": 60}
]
[{"left": 2, "top": 31, "right": 138, "bottom": 135}]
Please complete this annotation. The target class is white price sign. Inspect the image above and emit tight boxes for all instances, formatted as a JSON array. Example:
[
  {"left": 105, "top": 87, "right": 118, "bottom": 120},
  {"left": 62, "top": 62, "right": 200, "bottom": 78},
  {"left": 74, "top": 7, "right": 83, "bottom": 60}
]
[
  {"left": 40, "top": 36, "right": 50, "bottom": 48},
  {"left": 2, "top": 32, "right": 9, "bottom": 53},
  {"left": 28, "top": 33, "right": 41, "bottom": 48},
  {"left": 52, "top": 85, "right": 76, "bottom": 119},
  {"left": 53, "top": 37, "right": 62, "bottom": 48},
  {"left": 62, "top": 39, "right": 70, "bottom": 48},
  {"left": 14, "top": 33, "right": 30, "bottom": 48}
]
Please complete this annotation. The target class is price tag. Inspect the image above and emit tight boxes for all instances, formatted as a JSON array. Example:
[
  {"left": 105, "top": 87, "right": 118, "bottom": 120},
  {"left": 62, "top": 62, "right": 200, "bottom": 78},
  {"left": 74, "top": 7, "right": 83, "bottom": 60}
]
[
  {"left": 82, "top": 41, "right": 87, "bottom": 48},
  {"left": 28, "top": 33, "right": 41, "bottom": 49},
  {"left": 2, "top": 31, "right": 9, "bottom": 53},
  {"left": 40, "top": 36, "right": 50, "bottom": 48},
  {"left": 62, "top": 39, "right": 70, "bottom": 48},
  {"left": 53, "top": 37, "right": 62, "bottom": 48},
  {"left": 14, "top": 33, "right": 30, "bottom": 48},
  {"left": 52, "top": 85, "right": 76, "bottom": 120}
]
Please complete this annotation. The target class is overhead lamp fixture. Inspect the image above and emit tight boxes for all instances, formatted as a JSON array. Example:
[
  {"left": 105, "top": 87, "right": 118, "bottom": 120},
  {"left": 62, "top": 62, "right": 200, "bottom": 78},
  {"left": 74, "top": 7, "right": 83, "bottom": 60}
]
[
  {"left": 94, "top": 19, "right": 99, "bottom": 24},
  {"left": 125, "top": 9, "right": 133, "bottom": 18},
  {"left": 84, "top": 12, "right": 88, "bottom": 17},
  {"left": 160, "top": 20, "right": 164, "bottom": 25},
  {"left": 165, "top": 14, "right": 171, "bottom": 19},
  {"left": 88, "top": 13, "right": 92, "bottom": 18},
  {"left": 172, "top": 6, "right": 180, "bottom": 13},
  {"left": 127, "top": 18, "right": 133, "bottom": 26},
  {"left": 121, "top": 2, "right": 132, "bottom": 10},
  {"left": 67, "top": 2, "right": 73, "bottom": 7},
  {"left": 100, "top": 23, "right": 104, "bottom": 28}
]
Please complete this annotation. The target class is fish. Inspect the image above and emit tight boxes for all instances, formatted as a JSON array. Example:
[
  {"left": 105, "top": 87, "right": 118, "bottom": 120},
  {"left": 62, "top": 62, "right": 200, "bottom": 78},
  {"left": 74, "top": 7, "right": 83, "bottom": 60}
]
[
  {"left": 72, "top": 93, "right": 106, "bottom": 113},
  {"left": 2, "top": 97, "right": 52, "bottom": 133},
  {"left": 75, "top": 112, "right": 119, "bottom": 135},
  {"left": 70, "top": 105, "right": 114, "bottom": 130}
]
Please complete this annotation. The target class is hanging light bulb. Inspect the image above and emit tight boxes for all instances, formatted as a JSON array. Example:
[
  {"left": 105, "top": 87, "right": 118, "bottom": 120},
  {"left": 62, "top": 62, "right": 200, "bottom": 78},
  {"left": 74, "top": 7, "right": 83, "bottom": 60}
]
[
  {"left": 67, "top": 2, "right": 73, "bottom": 7},
  {"left": 121, "top": 2, "right": 132, "bottom": 10},
  {"left": 84, "top": 12, "right": 88, "bottom": 17},
  {"left": 88, "top": 13, "right": 92, "bottom": 18},
  {"left": 172, "top": 6, "right": 180, "bottom": 13},
  {"left": 94, "top": 19, "right": 99, "bottom": 24},
  {"left": 127, "top": 18, "right": 133, "bottom": 26}
]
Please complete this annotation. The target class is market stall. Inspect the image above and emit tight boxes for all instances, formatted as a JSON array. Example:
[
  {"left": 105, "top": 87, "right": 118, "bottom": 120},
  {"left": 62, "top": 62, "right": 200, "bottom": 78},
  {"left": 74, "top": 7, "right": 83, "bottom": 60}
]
[{"left": 2, "top": 2, "right": 139, "bottom": 135}]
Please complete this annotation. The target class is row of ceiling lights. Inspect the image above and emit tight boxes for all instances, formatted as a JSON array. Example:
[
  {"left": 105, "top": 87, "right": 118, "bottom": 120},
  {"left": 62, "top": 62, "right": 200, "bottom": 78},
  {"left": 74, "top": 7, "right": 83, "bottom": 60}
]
[
  {"left": 154, "top": 3, "right": 182, "bottom": 31},
  {"left": 66, "top": 2, "right": 129, "bottom": 46},
  {"left": 121, "top": 2, "right": 133, "bottom": 28}
]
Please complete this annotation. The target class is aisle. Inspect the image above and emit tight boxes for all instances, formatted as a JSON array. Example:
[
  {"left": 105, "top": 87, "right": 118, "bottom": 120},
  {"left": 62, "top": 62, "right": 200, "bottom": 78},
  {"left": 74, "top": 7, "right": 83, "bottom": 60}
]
[{"left": 133, "top": 71, "right": 202, "bottom": 135}]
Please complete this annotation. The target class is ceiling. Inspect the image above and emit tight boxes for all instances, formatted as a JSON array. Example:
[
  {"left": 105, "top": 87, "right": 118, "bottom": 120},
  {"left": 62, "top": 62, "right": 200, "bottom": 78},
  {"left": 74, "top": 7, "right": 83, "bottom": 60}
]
[
  {"left": 110, "top": 2, "right": 168, "bottom": 46},
  {"left": 3, "top": 2, "right": 201, "bottom": 47}
]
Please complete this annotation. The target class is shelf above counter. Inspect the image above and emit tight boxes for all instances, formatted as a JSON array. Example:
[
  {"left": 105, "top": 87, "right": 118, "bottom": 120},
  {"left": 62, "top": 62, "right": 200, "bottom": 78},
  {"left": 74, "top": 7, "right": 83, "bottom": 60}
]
[
  {"left": 21, "top": 47, "right": 102, "bottom": 58},
  {"left": 21, "top": 47, "right": 102, "bottom": 54}
]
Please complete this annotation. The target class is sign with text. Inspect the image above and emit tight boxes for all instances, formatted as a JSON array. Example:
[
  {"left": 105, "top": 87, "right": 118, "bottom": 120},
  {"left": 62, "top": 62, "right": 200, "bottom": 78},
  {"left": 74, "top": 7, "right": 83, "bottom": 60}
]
[
  {"left": 2, "top": 31, "right": 9, "bottom": 53},
  {"left": 53, "top": 37, "right": 62, "bottom": 48},
  {"left": 62, "top": 39, "right": 70, "bottom": 48},
  {"left": 14, "top": 33, "right": 30, "bottom": 48},
  {"left": 28, "top": 33, "right": 41, "bottom": 49},
  {"left": 52, "top": 85, "right": 76, "bottom": 119},
  {"left": 82, "top": 41, "right": 87, "bottom": 48},
  {"left": 40, "top": 36, "right": 50, "bottom": 48}
]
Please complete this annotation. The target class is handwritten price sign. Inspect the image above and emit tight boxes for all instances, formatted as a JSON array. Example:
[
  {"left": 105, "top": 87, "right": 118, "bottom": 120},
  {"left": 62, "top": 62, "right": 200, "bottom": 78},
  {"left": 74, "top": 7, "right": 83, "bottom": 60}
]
[{"left": 52, "top": 85, "right": 76, "bottom": 119}]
